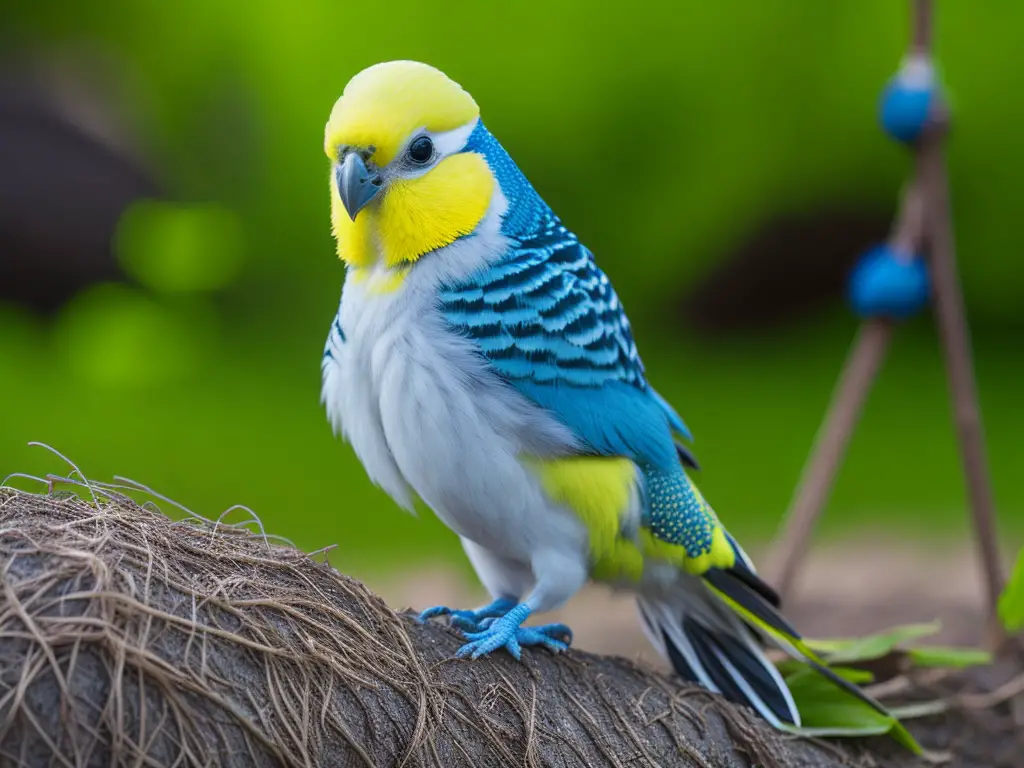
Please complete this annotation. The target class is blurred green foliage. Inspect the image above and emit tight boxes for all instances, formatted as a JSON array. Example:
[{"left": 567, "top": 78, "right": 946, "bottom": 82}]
[
  {"left": 53, "top": 283, "right": 215, "bottom": 387},
  {"left": 1, "top": 1, "right": 1022, "bottom": 581},
  {"left": 117, "top": 201, "right": 243, "bottom": 293},
  {"left": 998, "top": 547, "right": 1024, "bottom": 632}
]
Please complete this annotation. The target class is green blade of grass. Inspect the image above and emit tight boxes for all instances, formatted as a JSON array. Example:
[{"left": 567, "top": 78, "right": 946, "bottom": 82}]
[
  {"left": 998, "top": 545, "right": 1024, "bottom": 632},
  {"left": 907, "top": 645, "right": 992, "bottom": 668},
  {"left": 804, "top": 622, "right": 941, "bottom": 665}
]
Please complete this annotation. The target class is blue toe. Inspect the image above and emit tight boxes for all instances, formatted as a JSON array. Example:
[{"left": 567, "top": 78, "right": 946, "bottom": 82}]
[
  {"left": 418, "top": 604, "right": 458, "bottom": 623},
  {"left": 420, "top": 606, "right": 486, "bottom": 632},
  {"left": 521, "top": 623, "right": 573, "bottom": 647},
  {"left": 419, "top": 597, "right": 518, "bottom": 633},
  {"left": 457, "top": 627, "right": 522, "bottom": 660},
  {"left": 454, "top": 605, "right": 573, "bottom": 660},
  {"left": 516, "top": 627, "right": 569, "bottom": 653}
]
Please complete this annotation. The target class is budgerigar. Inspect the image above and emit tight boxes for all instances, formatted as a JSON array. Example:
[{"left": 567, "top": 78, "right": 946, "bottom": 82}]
[{"left": 320, "top": 60, "right": 881, "bottom": 729}]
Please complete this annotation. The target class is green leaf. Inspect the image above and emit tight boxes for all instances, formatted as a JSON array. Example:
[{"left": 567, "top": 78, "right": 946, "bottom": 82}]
[
  {"left": 998, "top": 545, "right": 1024, "bottom": 632},
  {"left": 908, "top": 646, "right": 992, "bottom": 669},
  {"left": 804, "top": 622, "right": 941, "bottom": 665},
  {"left": 781, "top": 662, "right": 874, "bottom": 685},
  {"left": 785, "top": 671, "right": 922, "bottom": 754},
  {"left": 889, "top": 722, "right": 926, "bottom": 756}
]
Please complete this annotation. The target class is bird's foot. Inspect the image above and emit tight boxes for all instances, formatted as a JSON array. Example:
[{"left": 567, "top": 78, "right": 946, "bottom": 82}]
[
  {"left": 454, "top": 603, "right": 573, "bottom": 660},
  {"left": 418, "top": 596, "right": 517, "bottom": 633}
]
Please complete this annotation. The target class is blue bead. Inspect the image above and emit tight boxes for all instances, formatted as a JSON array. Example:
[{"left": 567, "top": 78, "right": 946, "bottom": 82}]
[
  {"left": 879, "top": 60, "right": 938, "bottom": 144},
  {"left": 848, "top": 245, "right": 930, "bottom": 319}
]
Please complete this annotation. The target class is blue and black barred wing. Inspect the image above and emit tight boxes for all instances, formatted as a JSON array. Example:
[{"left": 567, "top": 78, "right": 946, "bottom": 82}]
[{"left": 439, "top": 230, "right": 693, "bottom": 471}]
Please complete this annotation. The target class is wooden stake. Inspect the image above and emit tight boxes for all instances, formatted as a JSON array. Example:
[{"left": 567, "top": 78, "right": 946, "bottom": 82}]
[
  {"left": 765, "top": 320, "right": 892, "bottom": 598},
  {"left": 767, "top": 174, "right": 928, "bottom": 598},
  {"left": 918, "top": 133, "right": 1005, "bottom": 642},
  {"left": 767, "top": 1, "right": 1004, "bottom": 636}
]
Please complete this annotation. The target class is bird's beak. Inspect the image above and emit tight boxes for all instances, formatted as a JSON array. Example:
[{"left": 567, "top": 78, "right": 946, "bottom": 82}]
[{"left": 336, "top": 152, "right": 383, "bottom": 221}]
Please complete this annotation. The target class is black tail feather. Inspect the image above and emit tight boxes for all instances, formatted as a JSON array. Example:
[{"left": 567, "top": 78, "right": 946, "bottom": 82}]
[
  {"left": 680, "top": 617, "right": 799, "bottom": 726},
  {"left": 661, "top": 629, "right": 699, "bottom": 681},
  {"left": 703, "top": 568, "right": 799, "bottom": 639},
  {"left": 702, "top": 569, "right": 892, "bottom": 721},
  {"left": 726, "top": 558, "right": 781, "bottom": 608},
  {"left": 676, "top": 443, "right": 700, "bottom": 470},
  {"left": 711, "top": 627, "right": 796, "bottom": 723},
  {"left": 640, "top": 596, "right": 800, "bottom": 728},
  {"left": 685, "top": 620, "right": 751, "bottom": 708}
]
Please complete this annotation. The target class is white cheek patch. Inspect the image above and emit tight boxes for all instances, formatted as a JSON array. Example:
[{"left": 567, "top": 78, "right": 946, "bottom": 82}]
[
  {"left": 387, "top": 118, "right": 480, "bottom": 181},
  {"left": 430, "top": 118, "right": 479, "bottom": 158}
]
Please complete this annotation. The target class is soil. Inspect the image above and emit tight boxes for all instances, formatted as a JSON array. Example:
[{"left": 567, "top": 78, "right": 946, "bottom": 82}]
[{"left": 896, "top": 659, "right": 1024, "bottom": 768}]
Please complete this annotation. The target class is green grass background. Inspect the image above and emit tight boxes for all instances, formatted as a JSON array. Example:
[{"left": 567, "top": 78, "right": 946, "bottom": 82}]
[
  {"left": 4, "top": 307, "right": 1021, "bottom": 581},
  {"left": 2, "top": 0, "right": 1022, "bottom": 582}
]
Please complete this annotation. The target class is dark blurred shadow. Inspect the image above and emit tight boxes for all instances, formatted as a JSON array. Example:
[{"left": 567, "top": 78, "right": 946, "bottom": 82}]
[
  {"left": 681, "top": 207, "right": 892, "bottom": 333},
  {"left": 0, "top": 58, "right": 157, "bottom": 315}
]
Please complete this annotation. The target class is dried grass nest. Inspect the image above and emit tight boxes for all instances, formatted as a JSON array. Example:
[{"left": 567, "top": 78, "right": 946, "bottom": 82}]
[{"left": 0, "top": 468, "right": 998, "bottom": 768}]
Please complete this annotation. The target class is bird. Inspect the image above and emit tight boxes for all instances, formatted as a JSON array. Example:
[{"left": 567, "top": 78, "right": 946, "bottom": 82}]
[{"left": 320, "top": 60, "right": 884, "bottom": 729}]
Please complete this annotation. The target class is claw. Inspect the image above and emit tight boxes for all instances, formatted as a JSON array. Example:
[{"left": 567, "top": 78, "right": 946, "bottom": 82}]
[
  {"left": 454, "top": 604, "right": 572, "bottom": 660},
  {"left": 524, "top": 623, "right": 573, "bottom": 644},
  {"left": 418, "top": 605, "right": 461, "bottom": 622},
  {"left": 418, "top": 597, "right": 517, "bottom": 633},
  {"left": 449, "top": 611, "right": 485, "bottom": 632}
]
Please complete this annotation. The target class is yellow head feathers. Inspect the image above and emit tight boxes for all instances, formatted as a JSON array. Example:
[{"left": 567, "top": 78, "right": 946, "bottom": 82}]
[
  {"left": 324, "top": 61, "right": 479, "bottom": 166},
  {"left": 325, "top": 61, "right": 494, "bottom": 272}
]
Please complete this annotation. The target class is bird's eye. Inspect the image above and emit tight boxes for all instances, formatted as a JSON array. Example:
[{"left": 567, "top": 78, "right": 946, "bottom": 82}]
[{"left": 407, "top": 136, "right": 434, "bottom": 164}]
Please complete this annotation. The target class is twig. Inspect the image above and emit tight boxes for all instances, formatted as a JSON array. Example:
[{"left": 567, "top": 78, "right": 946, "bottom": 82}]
[
  {"left": 955, "top": 672, "right": 1024, "bottom": 710},
  {"left": 918, "top": 126, "right": 1005, "bottom": 644},
  {"left": 765, "top": 0, "right": 1003, "bottom": 608},
  {"left": 764, "top": 320, "right": 891, "bottom": 597},
  {"left": 911, "top": 0, "right": 932, "bottom": 54},
  {"left": 767, "top": 148, "right": 930, "bottom": 600},
  {"left": 863, "top": 667, "right": 952, "bottom": 702}
]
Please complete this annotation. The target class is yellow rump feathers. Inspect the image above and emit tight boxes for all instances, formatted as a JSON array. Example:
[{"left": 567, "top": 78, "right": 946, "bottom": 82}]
[
  {"left": 533, "top": 456, "right": 637, "bottom": 568},
  {"left": 531, "top": 456, "right": 736, "bottom": 584},
  {"left": 324, "top": 61, "right": 479, "bottom": 166}
]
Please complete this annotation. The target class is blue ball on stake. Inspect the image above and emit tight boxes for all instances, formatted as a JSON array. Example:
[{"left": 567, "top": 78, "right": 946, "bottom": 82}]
[
  {"left": 848, "top": 244, "right": 931, "bottom": 319},
  {"left": 879, "top": 57, "right": 941, "bottom": 144}
]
